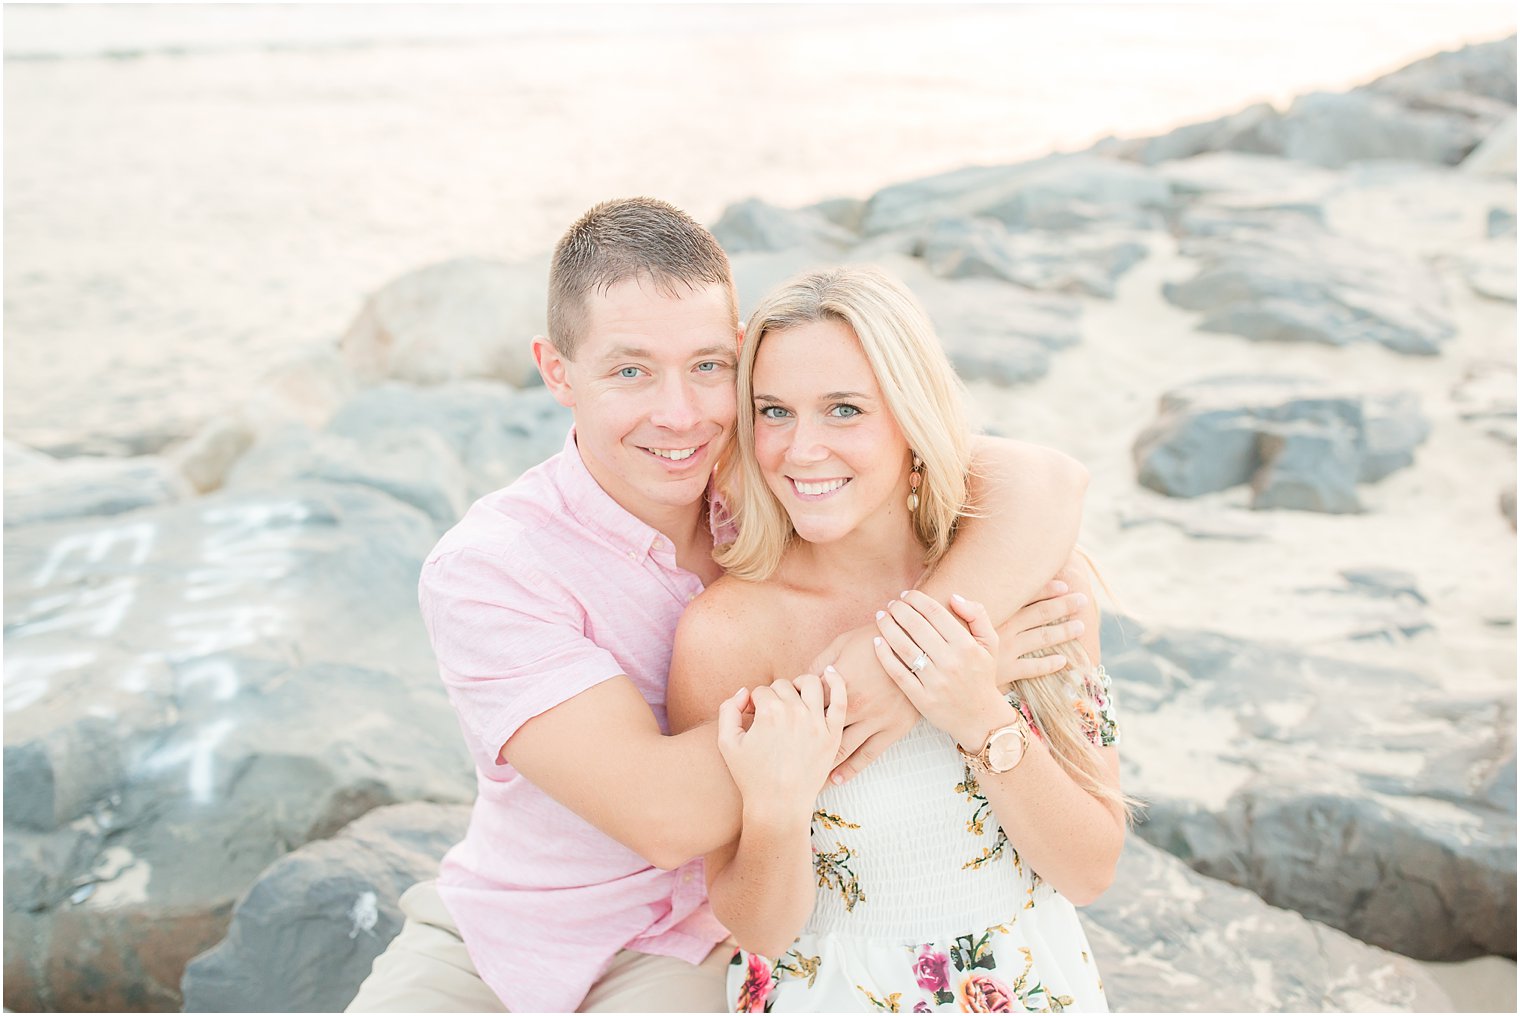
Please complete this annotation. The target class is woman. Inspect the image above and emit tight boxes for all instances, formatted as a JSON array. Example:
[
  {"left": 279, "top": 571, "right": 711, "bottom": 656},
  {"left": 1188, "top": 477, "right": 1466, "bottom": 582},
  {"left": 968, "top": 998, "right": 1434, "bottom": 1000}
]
[{"left": 668, "top": 266, "right": 1128, "bottom": 1013}]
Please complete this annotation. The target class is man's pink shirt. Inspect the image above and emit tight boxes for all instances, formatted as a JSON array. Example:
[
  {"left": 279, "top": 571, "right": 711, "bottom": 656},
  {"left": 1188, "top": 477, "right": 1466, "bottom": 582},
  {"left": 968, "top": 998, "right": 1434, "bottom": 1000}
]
[{"left": 418, "top": 429, "right": 731, "bottom": 1013}]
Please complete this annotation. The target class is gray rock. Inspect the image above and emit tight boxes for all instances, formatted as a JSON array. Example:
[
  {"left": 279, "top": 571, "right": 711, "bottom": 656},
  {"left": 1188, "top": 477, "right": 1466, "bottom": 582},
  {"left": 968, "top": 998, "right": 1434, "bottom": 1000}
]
[
  {"left": 711, "top": 197, "right": 856, "bottom": 254},
  {"left": 1113, "top": 102, "right": 1285, "bottom": 166},
  {"left": 2, "top": 484, "right": 474, "bottom": 1011},
  {"left": 1103, "top": 616, "right": 1516, "bottom": 961},
  {"left": 226, "top": 383, "right": 571, "bottom": 527},
  {"left": 1338, "top": 567, "right": 1427, "bottom": 605},
  {"left": 920, "top": 218, "right": 1148, "bottom": 299},
  {"left": 340, "top": 256, "right": 547, "bottom": 388},
  {"left": 3, "top": 447, "right": 190, "bottom": 530},
  {"left": 860, "top": 154, "right": 1175, "bottom": 236},
  {"left": 1268, "top": 90, "right": 1487, "bottom": 169},
  {"left": 1132, "top": 375, "right": 1430, "bottom": 502},
  {"left": 182, "top": 802, "right": 471, "bottom": 1013},
  {"left": 902, "top": 265, "right": 1083, "bottom": 386},
  {"left": 1086, "top": 837, "right": 1453, "bottom": 1012},
  {"left": 806, "top": 195, "right": 868, "bottom": 233},
  {"left": 1487, "top": 206, "right": 1516, "bottom": 237},
  {"left": 1362, "top": 35, "right": 1517, "bottom": 112},
  {"left": 227, "top": 425, "right": 472, "bottom": 529},
  {"left": 1250, "top": 419, "right": 1364, "bottom": 513},
  {"left": 1166, "top": 221, "right": 1456, "bottom": 355}
]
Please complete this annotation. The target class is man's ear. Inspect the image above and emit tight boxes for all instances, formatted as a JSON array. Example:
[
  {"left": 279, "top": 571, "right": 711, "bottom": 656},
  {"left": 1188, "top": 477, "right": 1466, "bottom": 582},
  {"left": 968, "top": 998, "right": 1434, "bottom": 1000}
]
[
  {"left": 735, "top": 324, "right": 745, "bottom": 351},
  {"left": 532, "top": 335, "right": 576, "bottom": 408}
]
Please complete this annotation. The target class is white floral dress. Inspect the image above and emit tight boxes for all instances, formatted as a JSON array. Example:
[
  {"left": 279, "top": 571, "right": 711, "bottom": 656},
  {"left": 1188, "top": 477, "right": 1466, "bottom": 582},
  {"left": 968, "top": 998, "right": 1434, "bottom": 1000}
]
[{"left": 728, "top": 668, "right": 1121, "bottom": 1014}]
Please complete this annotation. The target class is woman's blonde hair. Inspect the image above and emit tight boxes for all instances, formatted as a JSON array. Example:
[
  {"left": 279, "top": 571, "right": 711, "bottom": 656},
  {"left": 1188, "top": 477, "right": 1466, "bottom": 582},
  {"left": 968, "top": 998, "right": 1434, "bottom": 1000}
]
[
  {"left": 715, "top": 265, "right": 972, "bottom": 582},
  {"left": 715, "top": 265, "right": 1130, "bottom": 819}
]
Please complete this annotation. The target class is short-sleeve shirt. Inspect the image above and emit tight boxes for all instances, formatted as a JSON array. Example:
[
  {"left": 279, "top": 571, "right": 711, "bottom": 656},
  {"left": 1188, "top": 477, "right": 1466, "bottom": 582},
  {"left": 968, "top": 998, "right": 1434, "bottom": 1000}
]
[{"left": 418, "top": 428, "right": 730, "bottom": 1013}]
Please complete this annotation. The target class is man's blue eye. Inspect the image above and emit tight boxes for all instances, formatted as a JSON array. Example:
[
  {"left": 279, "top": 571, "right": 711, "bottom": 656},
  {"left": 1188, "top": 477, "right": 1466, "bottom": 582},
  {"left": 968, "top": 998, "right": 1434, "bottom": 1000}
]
[
  {"left": 696, "top": 361, "right": 720, "bottom": 373},
  {"left": 618, "top": 367, "right": 641, "bottom": 379},
  {"left": 830, "top": 404, "right": 862, "bottom": 418}
]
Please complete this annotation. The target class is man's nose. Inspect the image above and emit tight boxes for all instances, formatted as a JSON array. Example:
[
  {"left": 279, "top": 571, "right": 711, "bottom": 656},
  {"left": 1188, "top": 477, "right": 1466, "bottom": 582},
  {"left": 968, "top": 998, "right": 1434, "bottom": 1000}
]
[{"left": 649, "top": 375, "right": 703, "bottom": 432}]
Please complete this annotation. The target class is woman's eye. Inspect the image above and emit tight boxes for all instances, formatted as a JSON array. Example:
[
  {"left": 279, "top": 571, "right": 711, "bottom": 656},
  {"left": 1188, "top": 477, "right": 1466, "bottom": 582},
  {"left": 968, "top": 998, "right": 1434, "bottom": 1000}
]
[
  {"left": 830, "top": 404, "right": 862, "bottom": 418},
  {"left": 758, "top": 406, "right": 789, "bottom": 419}
]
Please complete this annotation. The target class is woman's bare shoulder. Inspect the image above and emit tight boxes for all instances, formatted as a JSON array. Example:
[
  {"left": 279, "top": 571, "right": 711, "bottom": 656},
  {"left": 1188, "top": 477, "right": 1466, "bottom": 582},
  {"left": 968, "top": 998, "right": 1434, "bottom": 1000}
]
[{"left": 668, "top": 575, "right": 785, "bottom": 731}]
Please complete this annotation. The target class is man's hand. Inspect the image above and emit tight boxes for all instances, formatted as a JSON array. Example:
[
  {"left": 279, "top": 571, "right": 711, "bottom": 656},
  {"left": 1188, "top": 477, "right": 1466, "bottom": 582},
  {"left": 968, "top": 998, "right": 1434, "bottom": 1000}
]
[
  {"left": 808, "top": 628, "right": 920, "bottom": 787},
  {"left": 994, "top": 578, "right": 1088, "bottom": 688}
]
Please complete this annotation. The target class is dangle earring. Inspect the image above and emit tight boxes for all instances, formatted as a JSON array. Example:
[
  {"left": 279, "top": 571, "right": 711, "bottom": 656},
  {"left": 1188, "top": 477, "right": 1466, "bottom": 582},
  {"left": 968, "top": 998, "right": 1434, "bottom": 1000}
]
[{"left": 907, "top": 454, "right": 923, "bottom": 511}]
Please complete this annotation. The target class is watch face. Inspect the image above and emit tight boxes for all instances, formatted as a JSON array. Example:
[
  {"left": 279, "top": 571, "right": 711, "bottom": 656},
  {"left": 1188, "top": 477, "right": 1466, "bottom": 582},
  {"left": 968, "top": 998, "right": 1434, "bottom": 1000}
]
[{"left": 987, "top": 728, "right": 1025, "bottom": 772}]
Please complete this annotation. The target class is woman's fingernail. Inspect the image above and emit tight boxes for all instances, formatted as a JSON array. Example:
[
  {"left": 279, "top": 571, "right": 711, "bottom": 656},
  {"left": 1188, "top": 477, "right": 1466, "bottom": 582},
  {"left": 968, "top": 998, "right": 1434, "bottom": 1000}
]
[
  {"left": 900, "top": 591, "right": 912, "bottom": 599},
  {"left": 1073, "top": 592, "right": 1088, "bottom": 607},
  {"left": 875, "top": 610, "right": 886, "bottom": 620},
  {"left": 824, "top": 665, "right": 838, "bottom": 675},
  {"left": 1072, "top": 620, "right": 1086, "bottom": 634},
  {"left": 951, "top": 592, "right": 966, "bottom": 603},
  {"left": 1053, "top": 581, "right": 1069, "bottom": 593},
  {"left": 873, "top": 636, "right": 883, "bottom": 646}
]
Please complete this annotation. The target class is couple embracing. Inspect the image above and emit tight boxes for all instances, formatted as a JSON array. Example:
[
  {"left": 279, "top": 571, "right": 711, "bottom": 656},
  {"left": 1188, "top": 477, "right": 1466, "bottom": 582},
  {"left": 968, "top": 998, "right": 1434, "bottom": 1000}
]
[{"left": 348, "top": 197, "right": 1129, "bottom": 1014}]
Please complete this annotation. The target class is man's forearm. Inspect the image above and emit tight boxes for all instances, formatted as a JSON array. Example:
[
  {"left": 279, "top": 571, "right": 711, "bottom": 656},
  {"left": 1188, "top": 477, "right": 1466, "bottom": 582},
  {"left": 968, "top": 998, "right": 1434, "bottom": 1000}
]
[{"left": 919, "top": 437, "right": 1087, "bottom": 625}]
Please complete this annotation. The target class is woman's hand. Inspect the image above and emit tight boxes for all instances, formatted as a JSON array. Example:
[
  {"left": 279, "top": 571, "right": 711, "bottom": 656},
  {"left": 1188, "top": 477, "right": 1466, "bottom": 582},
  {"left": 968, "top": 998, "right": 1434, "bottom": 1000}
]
[
  {"left": 716, "top": 671, "right": 847, "bottom": 820},
  {"left": 872, "top": 589, "right": 1010, "bottom": 749}
]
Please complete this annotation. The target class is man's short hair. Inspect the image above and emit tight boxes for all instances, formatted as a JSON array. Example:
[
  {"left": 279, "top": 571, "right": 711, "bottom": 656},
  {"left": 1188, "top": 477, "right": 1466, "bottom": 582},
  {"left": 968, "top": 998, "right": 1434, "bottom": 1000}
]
[{"left": 548, "top": 197, "right": 738, "bottom": 359}]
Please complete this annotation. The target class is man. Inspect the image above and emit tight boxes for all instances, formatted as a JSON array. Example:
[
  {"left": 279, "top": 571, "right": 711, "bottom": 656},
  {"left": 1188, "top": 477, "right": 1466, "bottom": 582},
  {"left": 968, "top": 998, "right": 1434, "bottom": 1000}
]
[{"left": 347, "top": 197, "right": 1089, "bottom": 1012}]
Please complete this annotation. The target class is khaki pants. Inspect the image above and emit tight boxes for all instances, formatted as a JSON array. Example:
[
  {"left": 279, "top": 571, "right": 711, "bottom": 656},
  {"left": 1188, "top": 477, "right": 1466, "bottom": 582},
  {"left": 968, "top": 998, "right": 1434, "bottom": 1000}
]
[{"left": 346, "top": 881, "right": 734, "bottom": 1013}]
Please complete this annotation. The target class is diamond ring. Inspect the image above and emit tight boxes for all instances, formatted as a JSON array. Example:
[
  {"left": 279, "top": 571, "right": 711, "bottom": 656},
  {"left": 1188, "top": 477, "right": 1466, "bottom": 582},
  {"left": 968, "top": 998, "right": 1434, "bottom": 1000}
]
[{"left": 909, "top": 651, "right": 931, "bottom": 674}]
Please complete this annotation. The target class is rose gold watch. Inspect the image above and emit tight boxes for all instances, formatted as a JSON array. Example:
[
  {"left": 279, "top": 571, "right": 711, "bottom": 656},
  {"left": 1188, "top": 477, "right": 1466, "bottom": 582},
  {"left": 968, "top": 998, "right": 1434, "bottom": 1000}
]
[{"left": 957, "top": 714, "right": 1030, "bottom": 775}]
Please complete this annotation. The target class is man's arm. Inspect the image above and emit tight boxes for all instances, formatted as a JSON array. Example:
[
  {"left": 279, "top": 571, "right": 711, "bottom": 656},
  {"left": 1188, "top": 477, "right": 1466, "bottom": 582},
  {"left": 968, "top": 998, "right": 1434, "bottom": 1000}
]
[
  {"left": 502, "top": 680, "right": 741, "bottom": 869},
  {"left": 421, "top": 546, "right": 743, "bottom": 872},
  {"left": 921, "top": 435, "right": 1088, "bottom": 623}
]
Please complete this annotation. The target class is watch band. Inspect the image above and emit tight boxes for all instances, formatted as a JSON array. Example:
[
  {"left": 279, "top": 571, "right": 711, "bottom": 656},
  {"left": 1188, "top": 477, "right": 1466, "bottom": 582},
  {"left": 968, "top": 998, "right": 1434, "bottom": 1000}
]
[{"left": 956, "top": 715, "right": 1029, "bottom": 775}]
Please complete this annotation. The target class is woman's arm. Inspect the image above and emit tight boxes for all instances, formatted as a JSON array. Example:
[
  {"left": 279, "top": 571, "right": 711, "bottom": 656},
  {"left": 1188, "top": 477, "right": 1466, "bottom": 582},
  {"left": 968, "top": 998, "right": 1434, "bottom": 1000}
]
[
  {"left": 872, "top": 580, "right": 1124, "bottom": 905},
  {"left": 702, "top": 676, "right": 844, "bottom": 957}
]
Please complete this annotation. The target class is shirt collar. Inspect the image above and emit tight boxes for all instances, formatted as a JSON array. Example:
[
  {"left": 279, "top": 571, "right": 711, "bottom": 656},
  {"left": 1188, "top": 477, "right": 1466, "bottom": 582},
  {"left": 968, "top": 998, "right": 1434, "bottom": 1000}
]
[{"left": 555, "top": 427, "right": 710, "bottom": 565}]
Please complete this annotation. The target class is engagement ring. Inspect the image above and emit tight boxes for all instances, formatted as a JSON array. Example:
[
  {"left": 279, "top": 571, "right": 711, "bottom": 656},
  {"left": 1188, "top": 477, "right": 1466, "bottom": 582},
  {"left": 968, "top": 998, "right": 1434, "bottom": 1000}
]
[{"left": 909, "top": 651, "right": 930, "bottom": 673}]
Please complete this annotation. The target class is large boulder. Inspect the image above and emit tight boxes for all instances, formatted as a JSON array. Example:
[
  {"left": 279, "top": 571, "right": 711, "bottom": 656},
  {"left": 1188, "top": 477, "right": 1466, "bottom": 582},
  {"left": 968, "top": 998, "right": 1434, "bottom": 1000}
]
[
  {"left": 226, "top": 383, "right": 571, "bottom": 527},
  {"left": 711, "top": 197, "right": 856, "bottom": 254},
  {"left": 1265, "top": 90, "right": 1487, "bottom": 169},
  {"left": 1361, "top": 35, "right": 1517, "bottom": 116},
  {"left": 1103, "top": 102, "right": 1285, "bottom": 166},
  {"left": 1103, "top": 616, "right": 1516, "bottom": 962},
  {"left": 1132, "top": 375, "right": 1430, "bottom": 506},
  {"left": 860, "top": 154, "right": 1175, "bottom": 237},
  {"left": 1100, "top": 37, "right": 1516, "bottom": 171},
  {"left": 1165, "top": 219, "right": 1456, "bottom": 355},
  {"left": 919, "top": 218, "right": 1148, "bottom": 299},
  {"left": 4, "top": 443, "right": 191, "bottom": 530},
  {"left": 340, "top": 257, "right": 547, "bottom": 388},
  {"left": 1086, "top": 837, "right": 1452, "bottom": 1012},
  {"left": 2, "top": 484, "right": 475, "bottom": 1011},
  {"left": 182, "top": 802, "right": 471, "bottom": 1013}
]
